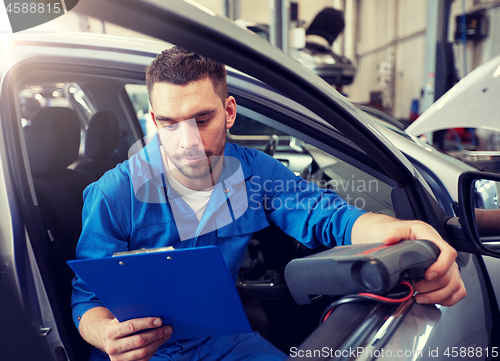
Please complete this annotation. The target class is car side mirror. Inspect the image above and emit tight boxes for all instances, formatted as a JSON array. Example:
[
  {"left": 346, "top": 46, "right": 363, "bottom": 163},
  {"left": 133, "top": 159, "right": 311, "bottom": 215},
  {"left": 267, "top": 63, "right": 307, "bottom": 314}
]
[{"left": 459, "top": 171, "right": 500, "bottom": 257}]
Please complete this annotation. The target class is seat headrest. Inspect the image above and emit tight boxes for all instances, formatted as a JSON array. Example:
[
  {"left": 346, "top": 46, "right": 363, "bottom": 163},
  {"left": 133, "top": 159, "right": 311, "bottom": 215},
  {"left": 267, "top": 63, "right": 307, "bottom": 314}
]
[
  {"left": 84, "top": 111, "right": 120, "bottom": 160},
  {"left": 26, "top": 107, "right": 81, "bottom": 176}
]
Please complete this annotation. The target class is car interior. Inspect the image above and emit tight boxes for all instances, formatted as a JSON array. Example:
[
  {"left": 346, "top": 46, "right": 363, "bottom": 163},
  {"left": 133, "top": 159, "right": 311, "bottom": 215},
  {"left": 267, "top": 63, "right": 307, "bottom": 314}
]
[{"left": 13, "top": 63, "right": 405, "bottom": 360}]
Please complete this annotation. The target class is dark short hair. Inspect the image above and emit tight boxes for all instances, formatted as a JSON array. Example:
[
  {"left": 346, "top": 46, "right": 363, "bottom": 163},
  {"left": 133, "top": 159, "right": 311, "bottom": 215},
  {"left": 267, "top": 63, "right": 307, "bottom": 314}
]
[{"left": 146, "top": 46, "right": 227, "bottom": 103}]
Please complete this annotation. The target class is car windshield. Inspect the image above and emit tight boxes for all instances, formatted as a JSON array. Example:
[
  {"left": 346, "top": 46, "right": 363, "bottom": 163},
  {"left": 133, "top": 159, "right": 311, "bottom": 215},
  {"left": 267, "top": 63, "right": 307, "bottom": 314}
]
[
  {"left": 362, "top": 111, "right": 411, "bottom": 139},
  {"left": 356, "top": 106, "right": 480, "bottom": 173}
]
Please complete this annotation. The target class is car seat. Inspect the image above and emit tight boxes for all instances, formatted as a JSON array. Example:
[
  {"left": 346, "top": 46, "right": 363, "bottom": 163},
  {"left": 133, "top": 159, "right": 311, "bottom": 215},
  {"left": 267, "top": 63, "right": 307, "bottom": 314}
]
[
  {"left": 26, "top": 107, "right": 92, "bottom": 361},
  {"left": 75, "top": 110, "right": 124, "bottom": 183}
]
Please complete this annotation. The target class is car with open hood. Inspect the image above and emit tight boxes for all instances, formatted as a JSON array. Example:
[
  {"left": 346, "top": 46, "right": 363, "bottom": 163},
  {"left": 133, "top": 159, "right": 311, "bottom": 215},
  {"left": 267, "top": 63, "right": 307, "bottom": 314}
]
[
  {"left": 407, "top": 54, "right": 500, "bottom": 174},
  {"left": 1, "top": 1, "right": 500, "bottom": 360}
]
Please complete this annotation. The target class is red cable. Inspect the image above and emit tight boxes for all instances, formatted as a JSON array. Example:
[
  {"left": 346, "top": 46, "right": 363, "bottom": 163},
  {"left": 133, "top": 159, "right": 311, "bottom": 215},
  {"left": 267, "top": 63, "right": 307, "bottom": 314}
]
[
  {"left": 358, "top": 281, "right": 414, "bottom": 303},
  {"left": 322, "top": 282, "right": 414, "bottom": 323},
  {"left": 322, "top": 309, "right": 334, "bottom": 323}
]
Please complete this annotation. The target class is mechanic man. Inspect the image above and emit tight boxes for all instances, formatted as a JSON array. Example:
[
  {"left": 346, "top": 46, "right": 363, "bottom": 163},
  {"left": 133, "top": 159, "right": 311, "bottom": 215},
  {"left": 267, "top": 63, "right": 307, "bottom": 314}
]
[{"left": 72, "top": 47, "right": 466, "bottom": 361}]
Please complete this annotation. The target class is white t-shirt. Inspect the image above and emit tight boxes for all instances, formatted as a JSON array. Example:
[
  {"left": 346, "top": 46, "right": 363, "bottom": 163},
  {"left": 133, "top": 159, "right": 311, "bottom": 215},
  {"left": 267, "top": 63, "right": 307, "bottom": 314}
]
[{"left": 161, "top": 147, "right": 213, "bottom": 221}]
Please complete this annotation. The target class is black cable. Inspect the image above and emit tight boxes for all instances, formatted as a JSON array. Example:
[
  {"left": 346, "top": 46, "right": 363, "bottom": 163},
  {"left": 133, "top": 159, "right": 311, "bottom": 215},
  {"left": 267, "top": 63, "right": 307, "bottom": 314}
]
[{"left": 320, "top": 281, "right": 414, "bottom": 324}]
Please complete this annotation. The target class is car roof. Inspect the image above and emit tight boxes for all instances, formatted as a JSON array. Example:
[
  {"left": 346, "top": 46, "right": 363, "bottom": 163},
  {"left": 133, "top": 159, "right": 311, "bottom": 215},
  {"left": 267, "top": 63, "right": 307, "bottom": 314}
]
[
  {"left": 2, "top": 31, "right": 169, "bottom": 55},
  {"left": 1, "top": 31, "right": 264, "bottom": 87},
  {"left": 0, "top": 32, "right": 170, "bottom": 75}
]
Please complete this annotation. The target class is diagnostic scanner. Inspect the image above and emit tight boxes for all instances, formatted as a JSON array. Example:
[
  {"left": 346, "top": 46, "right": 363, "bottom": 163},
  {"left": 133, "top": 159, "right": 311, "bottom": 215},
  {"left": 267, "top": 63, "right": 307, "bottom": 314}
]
[{"left": 285, "top": 240, "right": 440, "bottom": 305}]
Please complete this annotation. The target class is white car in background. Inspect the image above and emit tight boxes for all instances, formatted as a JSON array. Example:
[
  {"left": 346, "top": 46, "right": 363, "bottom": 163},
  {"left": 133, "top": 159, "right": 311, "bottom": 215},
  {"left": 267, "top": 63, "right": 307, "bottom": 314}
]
[{"left": 407, "top": 54, "right": 500, "bottom": 174}]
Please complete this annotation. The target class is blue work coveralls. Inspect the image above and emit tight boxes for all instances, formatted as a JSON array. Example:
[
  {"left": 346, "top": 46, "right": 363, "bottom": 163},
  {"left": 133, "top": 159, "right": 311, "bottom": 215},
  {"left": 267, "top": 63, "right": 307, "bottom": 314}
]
[{"left": 71, "top": 135, "right": 366, "bottom": 360}]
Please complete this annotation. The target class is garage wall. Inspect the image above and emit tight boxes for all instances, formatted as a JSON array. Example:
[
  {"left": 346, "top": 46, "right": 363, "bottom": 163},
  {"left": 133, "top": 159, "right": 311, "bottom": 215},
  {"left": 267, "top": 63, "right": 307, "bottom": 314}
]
[
  {"left": 236, "top": 0, "right": 346, "bottom": 25},
  {"left": 195, "top": 0, "right": 225, "bottom": 16},
  {"left": 346, "top": 0, "right": 500, "bottom": 119},
  {"left": 239, "top": 0, "right": 270, "bottom": 22},
  {"left": 488, "top": 6, "right": 500, "bottom": 60},
  {"left": 345, "top": 0, "right": 397, "bottom": 110},
  {"left": 451, "top": 1, "right": 500, "bottom": 79},
  {"left": 392, "top": 1, "right": 426, "bottom": 119},
  {"left": 344, "top": 0, "right": 427, "bottom": 119}
]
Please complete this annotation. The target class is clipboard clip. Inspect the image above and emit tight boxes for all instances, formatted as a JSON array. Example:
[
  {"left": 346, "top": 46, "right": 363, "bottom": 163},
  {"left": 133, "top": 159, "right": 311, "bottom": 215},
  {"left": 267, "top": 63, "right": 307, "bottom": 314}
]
[{"left": 113, "top": 246, "right": 175, "bottom": 257}]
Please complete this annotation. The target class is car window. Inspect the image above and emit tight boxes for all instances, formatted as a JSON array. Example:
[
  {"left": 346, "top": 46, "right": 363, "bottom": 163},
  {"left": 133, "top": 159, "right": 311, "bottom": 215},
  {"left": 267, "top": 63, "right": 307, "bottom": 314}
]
[
  {"left": 230, "top": 115, "right": 287, "bottom": 137},
  {"left": 124, "top": 84, "right": 157, "bottom": 137},
  {"left": 19, "top": 83, "right": 95, "bottom": 124},
  {"left": 100, "top": 80, "right": 396, "bottom": 218},
  {"left": 115, "top": 79, "right": 398, "bottom": 217},
  {"left": 17, "top": 72, "right": 145, "bottom": 177},
  {"left": 19, "top": 82, "right": 96, "bottom": 158},
  {"left": 228, "top": 107, "right": 395, "bottom": 217},
  {"left": 426, "top": 127, "right": 500, "bottom": 174}
]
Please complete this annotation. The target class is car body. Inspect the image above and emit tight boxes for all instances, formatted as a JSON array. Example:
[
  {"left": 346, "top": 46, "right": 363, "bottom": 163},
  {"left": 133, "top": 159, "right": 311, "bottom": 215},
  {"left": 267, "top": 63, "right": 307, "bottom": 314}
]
[{"left": 0, "top": 1, "right": 499, "bottom": 360}]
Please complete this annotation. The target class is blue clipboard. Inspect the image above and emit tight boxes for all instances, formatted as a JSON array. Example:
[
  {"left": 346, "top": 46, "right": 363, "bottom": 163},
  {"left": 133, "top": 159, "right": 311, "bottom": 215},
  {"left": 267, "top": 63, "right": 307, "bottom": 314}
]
[{"left": 68, "top": 246, "right": 252, "bottom": 341}]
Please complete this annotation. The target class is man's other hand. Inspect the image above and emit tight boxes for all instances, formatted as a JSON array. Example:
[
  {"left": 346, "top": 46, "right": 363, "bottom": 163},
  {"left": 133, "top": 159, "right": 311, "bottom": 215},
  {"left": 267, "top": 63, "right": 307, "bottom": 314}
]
[
  {"left": 101, "top": 317, "right": 172, "bottom": 361},
  {"left": 79, "top": 308, "right": 172, "bottom": 361}
]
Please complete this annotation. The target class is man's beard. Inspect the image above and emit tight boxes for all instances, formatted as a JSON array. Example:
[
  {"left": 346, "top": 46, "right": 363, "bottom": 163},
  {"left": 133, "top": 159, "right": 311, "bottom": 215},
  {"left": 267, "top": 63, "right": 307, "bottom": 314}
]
[{"left": 164, "top": 122, "right": 226, "bottom": 181}]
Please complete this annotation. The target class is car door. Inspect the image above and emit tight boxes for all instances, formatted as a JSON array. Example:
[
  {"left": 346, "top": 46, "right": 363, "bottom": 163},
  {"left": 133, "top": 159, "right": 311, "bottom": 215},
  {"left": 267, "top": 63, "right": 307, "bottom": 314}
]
[{"left": 222, "top": 71, "right": 495, "bottom": 359}]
